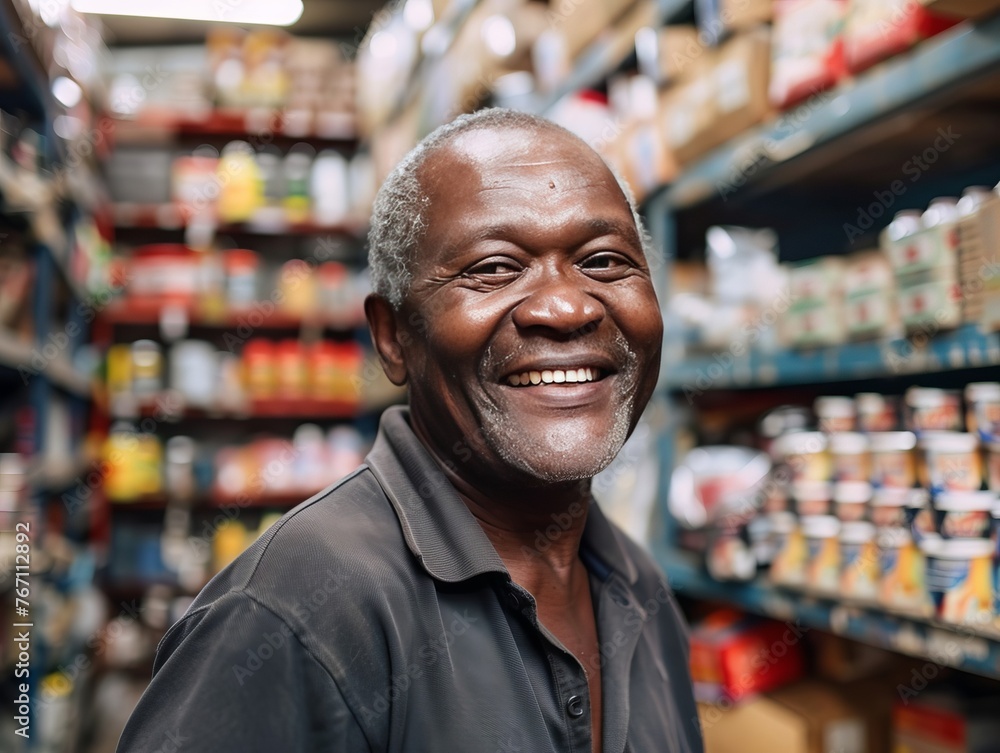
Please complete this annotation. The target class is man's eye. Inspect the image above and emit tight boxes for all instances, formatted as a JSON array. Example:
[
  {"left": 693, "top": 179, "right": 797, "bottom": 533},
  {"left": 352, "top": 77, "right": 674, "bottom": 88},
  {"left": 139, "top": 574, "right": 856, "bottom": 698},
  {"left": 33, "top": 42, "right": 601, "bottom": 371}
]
[
  {"left": 580, "top": 253, "right": 631, "bottom": 271},
  {"left": 467, "top": 260, "right": 520, "bottom": 277}
]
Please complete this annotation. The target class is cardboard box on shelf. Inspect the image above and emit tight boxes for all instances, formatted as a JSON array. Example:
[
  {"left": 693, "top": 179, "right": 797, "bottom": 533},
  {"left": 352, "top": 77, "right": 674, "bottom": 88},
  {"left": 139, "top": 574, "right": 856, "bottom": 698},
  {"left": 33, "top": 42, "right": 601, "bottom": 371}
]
[
  {"left": 893, "top": 691, "right": 1000, "bottom": 753},
  {"left": 658, "top": 28, "right": 768, "bottom": 165},
  {"left": 618, "top": 77, "right": 680, "bottom": 200},
  {"left": 699, "top": 680, "right": 870, "bottom": 753},
  {"left": 711, "top": 27, "right": 772, "bottom": 142},
  {"left": 769, "top": 0, "right": 847, "bottom": 110},
  {"left": 696, "top": 0, "right": 774, "bottom": 45},
  {"left": 844, "top": 0, "right": 957, "bottom": 74},
  {"left": 635, "top": 25, "right": 706, "bottom": 85},
  {"left": 917, "top": 0, "right": 1000, "bottom": 17},
  {"left": 549, "top": 0, "right": 641, "bottom": 60},
  {"left": 689, "top": 611, "right": 806, "bottom": 705}
]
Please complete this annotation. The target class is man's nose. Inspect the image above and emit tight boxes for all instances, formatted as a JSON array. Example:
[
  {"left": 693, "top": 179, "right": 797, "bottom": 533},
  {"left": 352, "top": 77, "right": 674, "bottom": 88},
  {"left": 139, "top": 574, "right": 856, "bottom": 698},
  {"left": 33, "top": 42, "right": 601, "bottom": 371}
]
[{"left": 511, "top": 271, "right": 605, "bottom": 336}]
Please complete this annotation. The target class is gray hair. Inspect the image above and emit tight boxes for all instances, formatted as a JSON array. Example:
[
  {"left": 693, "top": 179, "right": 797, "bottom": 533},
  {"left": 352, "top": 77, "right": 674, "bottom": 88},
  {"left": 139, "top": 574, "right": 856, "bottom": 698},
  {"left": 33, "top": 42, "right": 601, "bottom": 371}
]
[{"left": 367, "top": 107, "right": 652, "bottom": 310}]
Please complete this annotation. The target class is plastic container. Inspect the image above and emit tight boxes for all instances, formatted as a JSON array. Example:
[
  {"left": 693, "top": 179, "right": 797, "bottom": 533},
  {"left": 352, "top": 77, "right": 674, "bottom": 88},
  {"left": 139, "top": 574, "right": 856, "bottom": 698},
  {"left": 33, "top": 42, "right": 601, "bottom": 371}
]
[
  {"left": 904, "top": 387, "right": 962, "bottom": 434},
  {"left": 758, "top": 406, "right": 812, "bottom": 459},
  {"left": 876, "top": 526, "right": 930, "bottom": 616},
  {"left": 242, "top": 339, "right": 276, "bottom": 400},
  {"left": 833, "top": 481, "right": 871, "bottom": 522},
  {"left": 131, "top": 340, "right": 163, "bottom": 400},
  {"left": 905, "top": 488, "right": 936, "bottom": 543},
  {"left": 668, "top": 446, "right": 772, "bottom": 530},
  {"left": 169, "top": 340, "right": 217, "bottom": 409},
  {"left": 869, "top": 431, "right": 917, "bottom": 488},
  {"left": 839, "top": 521, "right": 878, "bottom": 603},
  {"left": 919, "top": 431, "right": 981, "bottom": 492},
  {"left": 774, "top": 432, "right": 830, "bottom": 483},
  {"left": 792, "top": 481, "right": 833, "bottom": 517},
  {"left": 802, "top": 514, "right": 841, "bottom": 595},
  {"left": 922, "top": 537, "right": 994, "bottom": 626},
  {"left": 932, "top": 491, "right": 996, "bottom": 539},
  {"left": 815, "top": 396, "right": 855, "bottom": 433},
  {"left": 965, "top": 382, "right": 1000, "bottom": 441},
  {"left": 855, "top": 392, "right": 898, "bottom": 433},
  {"left": 223, "top": 249, "right": 260, "bottom": 310},
  {"left": 989, "top": 440, "right": 1000, "bottom": 492},
  {"left": 769, "top": 511, "right": 806, "bottom": 588},
  {"left": 830, "top": 432, "right": 870, "bottom": 482},
  {"left": 870, "top": 487, "right": 910, "bottom": 529}
]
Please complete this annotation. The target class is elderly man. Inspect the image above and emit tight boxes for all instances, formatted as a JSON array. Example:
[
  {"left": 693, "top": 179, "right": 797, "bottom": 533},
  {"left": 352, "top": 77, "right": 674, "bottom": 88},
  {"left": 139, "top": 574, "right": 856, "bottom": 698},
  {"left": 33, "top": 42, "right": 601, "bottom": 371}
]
[{"left": 117, "top": 108, "right": 702, "bottom": 753}]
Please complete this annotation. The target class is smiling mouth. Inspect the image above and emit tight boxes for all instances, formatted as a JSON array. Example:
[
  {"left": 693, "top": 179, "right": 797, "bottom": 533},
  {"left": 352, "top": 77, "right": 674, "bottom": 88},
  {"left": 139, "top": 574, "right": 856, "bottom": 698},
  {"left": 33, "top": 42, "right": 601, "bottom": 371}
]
[{"left": 506, "top": 368, "right": 603, "bottom": 387}]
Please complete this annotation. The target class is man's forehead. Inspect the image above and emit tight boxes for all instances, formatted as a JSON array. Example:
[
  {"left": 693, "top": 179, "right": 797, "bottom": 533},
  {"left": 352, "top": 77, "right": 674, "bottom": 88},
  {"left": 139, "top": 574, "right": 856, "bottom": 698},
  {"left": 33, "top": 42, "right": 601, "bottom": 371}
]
[{"left": 425, "top": 127, "right": 617, "bottom": 194}]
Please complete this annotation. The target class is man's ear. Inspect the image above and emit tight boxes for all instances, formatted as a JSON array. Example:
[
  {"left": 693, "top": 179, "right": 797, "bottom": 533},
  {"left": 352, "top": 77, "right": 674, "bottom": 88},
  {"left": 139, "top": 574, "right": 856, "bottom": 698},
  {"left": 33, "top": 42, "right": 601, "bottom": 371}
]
[{"left": 365, "top": 294, "right": 408, "bottom": 386}]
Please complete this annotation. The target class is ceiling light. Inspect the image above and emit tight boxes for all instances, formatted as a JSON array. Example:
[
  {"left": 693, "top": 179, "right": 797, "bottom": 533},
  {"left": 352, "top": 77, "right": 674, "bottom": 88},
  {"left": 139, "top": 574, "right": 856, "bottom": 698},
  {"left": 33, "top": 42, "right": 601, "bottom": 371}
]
[
  {"left": 52, "top": 76, "right": 83, "bottom": 108},
  {"left": 403, "top": 0, "right": 434, "bottom": 32},
  {"left": 482, "top": 15, "right": 516, "bottom": 58},
  {"left": 70, "top": 0, "right": 303, "bottom": 26}
]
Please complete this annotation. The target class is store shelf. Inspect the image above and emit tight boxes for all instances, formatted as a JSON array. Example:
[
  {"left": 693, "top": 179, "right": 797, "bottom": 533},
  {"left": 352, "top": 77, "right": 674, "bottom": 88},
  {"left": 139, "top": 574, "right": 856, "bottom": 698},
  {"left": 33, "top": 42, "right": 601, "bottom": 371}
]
[
  {"left": 0, "top": 327, "right": 92, "bottom": 397},
  {"left": 526, "top": 0, "right": 691, "bottom": 115},
  {"left": 663, "top": 324, "right": 1000, "bottom": 392},
  {"left": 655, "top": 546, "right": 1000, "bottom": 681},
  {"left": 111, "top": 202, "right": 367, "bottom": 237},
  {"left": 101, "top": 299, "right": 362, "bottom": 333},
  {"left": 110, "top": 489, "right": 317, "bottom": 511},
  {"left": 112, "top": 110, "right": 357, "bottom": 145},
  {"left": 661, "top": 15, "right": 1000, "bottom": 211},
  {"left": 121, "top": 397, "right": 365, "bottom": 422}
]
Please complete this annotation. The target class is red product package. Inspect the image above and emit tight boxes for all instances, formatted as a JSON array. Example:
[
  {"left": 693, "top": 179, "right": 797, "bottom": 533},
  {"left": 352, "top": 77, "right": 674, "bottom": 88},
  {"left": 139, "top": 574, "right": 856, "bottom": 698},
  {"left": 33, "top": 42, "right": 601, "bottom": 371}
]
[
  {"left": 689, "top": 609, "right": 806, "bottom": 704},
  {"left": 769, "top": 0, "right": 848, "bottom": 110},
  {"left": 844, "top": 0, "right": 958, "bottom": 74}
]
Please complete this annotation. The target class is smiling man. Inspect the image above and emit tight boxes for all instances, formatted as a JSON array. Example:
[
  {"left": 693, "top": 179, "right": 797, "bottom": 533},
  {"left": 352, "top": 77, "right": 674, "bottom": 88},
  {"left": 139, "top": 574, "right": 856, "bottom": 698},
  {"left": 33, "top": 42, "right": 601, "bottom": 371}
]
[{"left": 117, "top": 108, "right": 702, "bottom": 753}]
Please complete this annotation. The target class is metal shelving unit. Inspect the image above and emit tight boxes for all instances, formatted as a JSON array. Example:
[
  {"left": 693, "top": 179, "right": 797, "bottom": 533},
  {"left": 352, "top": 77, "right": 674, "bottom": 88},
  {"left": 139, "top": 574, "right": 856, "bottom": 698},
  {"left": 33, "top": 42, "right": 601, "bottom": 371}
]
[
  {"left": 524, "top": 0, "right": 692, "bottom": 116},
  {"left": 641, "top": 12, "right": 1000, "bottom": 675}
]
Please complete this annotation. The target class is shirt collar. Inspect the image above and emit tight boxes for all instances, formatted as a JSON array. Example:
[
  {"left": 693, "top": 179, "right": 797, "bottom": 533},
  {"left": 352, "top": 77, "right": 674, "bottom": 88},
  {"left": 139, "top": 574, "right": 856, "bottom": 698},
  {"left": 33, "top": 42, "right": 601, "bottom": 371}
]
[{"left": 365, "top": 406, "right": 639, "bottom": 586}]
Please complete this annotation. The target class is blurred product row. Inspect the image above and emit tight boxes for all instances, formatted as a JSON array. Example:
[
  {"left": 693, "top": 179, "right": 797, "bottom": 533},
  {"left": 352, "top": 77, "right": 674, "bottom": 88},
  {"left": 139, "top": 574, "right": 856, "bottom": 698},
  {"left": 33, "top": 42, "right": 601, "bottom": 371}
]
[
  {"left": 668, "top": 181, "right": 1000, "bottom": 356},
  {"left": 672, "top": 383, "right": 1000, "bottom": 629}
]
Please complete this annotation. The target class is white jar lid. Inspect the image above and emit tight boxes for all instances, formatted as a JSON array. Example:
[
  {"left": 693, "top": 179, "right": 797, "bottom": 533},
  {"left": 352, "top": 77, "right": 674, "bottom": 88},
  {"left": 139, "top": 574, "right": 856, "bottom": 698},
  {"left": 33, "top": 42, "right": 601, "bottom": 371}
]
[
  {"left": 920, "top": 537, "right": 994, "bottom": 559},
  {"left": 793, "top": 481, "right": 833, "bottom": 502},
  {"left": 919, "top": 431, "right": 979, "bottom": 453},
  {"left": 906, "top": 387, "right": 957, "bottom": 409},
  {"left": 769, "top": 511, "right": 798, "bottom": 533},
  {"left": 801, "top": 515, "right": 841, "bottom": 538},
  {"left": 775, "top": 431, "right": 828, "bottom": 457},
  {"left": 870, "top": 431, "right": 917, "bottom": 452},
  {"left": 872, "top": 487, "right": 910, "bottom": 507},
  {"left": 830, "top": 432, "right": 870, "bottom": 455},
  {"left": 840, "top": 521, "right": 876, "bottom": 543},
  {"left": 834, "top": 481, "right": 873, "bottom": 504},
  {"left": 933, "top": 491, "right": 997, "bottom": 512},
  {"left": 876, "top": 526, "right": 912, "bottom": 548},
  {"left": 815, "top": 396, "right": 856, "bottom": 418},
  {"left": 965, "top": 382, "right": 1000, "bottom": 402},
  {"left": 907, "top": 488, "right": 930, "bottom": 508}
]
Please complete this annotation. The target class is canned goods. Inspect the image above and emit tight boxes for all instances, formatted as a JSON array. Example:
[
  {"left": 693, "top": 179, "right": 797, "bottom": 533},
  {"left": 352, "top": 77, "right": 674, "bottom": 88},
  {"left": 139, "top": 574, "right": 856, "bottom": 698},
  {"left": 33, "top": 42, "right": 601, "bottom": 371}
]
[
  {"left": 802, "top": 515, "right": 841, "bottom": 595},
  {"left": 919, "top": 431, "right": 981, "bottom": 493},
  {"left": 870, "top": 432, "right": 917, "bottom": 488},
  {"left": 921, "top": 537, "right": 994, "bottom": 627},
  {"left": 840, "top": 521, "right": 878, "bottom": 603},
  {"left": 932, "top": 491, "right": 996, "bottom": 539}
]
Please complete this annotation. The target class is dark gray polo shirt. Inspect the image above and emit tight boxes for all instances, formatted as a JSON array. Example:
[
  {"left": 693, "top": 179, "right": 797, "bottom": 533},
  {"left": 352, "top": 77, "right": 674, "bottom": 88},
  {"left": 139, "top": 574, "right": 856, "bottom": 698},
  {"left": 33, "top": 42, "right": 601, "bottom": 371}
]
[{"left": 117, "top": 407, "right": 703, "bottom": 753}]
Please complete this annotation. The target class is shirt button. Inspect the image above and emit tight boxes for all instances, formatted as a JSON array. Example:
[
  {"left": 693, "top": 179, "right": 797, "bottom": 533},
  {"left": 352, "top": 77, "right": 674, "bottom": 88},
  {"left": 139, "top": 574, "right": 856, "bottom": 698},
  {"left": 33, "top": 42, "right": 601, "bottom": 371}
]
[{"left": 566, "top": 695, "right": 585, "bottom": 718}]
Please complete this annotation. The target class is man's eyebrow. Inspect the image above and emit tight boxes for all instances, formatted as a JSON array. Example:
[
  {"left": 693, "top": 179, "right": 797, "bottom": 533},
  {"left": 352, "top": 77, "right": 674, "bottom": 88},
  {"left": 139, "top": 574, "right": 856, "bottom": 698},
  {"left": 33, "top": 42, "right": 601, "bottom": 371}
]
[{"left": 457, "top": 218, "right": 641, "bottom": 248}]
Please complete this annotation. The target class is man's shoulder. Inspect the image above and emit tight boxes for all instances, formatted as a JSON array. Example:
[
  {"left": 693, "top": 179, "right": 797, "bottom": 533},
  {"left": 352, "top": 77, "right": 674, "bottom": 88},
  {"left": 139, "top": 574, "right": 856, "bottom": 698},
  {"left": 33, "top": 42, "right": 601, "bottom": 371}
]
[{"left": 190, "top": 464, "right": 413, "bottom": 617}]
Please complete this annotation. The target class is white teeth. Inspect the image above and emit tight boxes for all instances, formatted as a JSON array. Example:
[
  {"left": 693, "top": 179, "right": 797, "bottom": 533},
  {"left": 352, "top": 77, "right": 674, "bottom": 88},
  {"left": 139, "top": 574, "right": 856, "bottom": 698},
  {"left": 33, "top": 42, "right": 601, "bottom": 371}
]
[{"left": 507, "top": 368, "right": 601, "bottom": 386}]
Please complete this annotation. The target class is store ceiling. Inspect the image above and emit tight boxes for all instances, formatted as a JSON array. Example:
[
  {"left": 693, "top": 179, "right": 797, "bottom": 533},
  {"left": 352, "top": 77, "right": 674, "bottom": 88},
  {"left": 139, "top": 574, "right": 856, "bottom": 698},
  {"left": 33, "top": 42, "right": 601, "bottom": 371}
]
[{"left": 97, "top": 0, "right": 389, "bottom": 46}]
